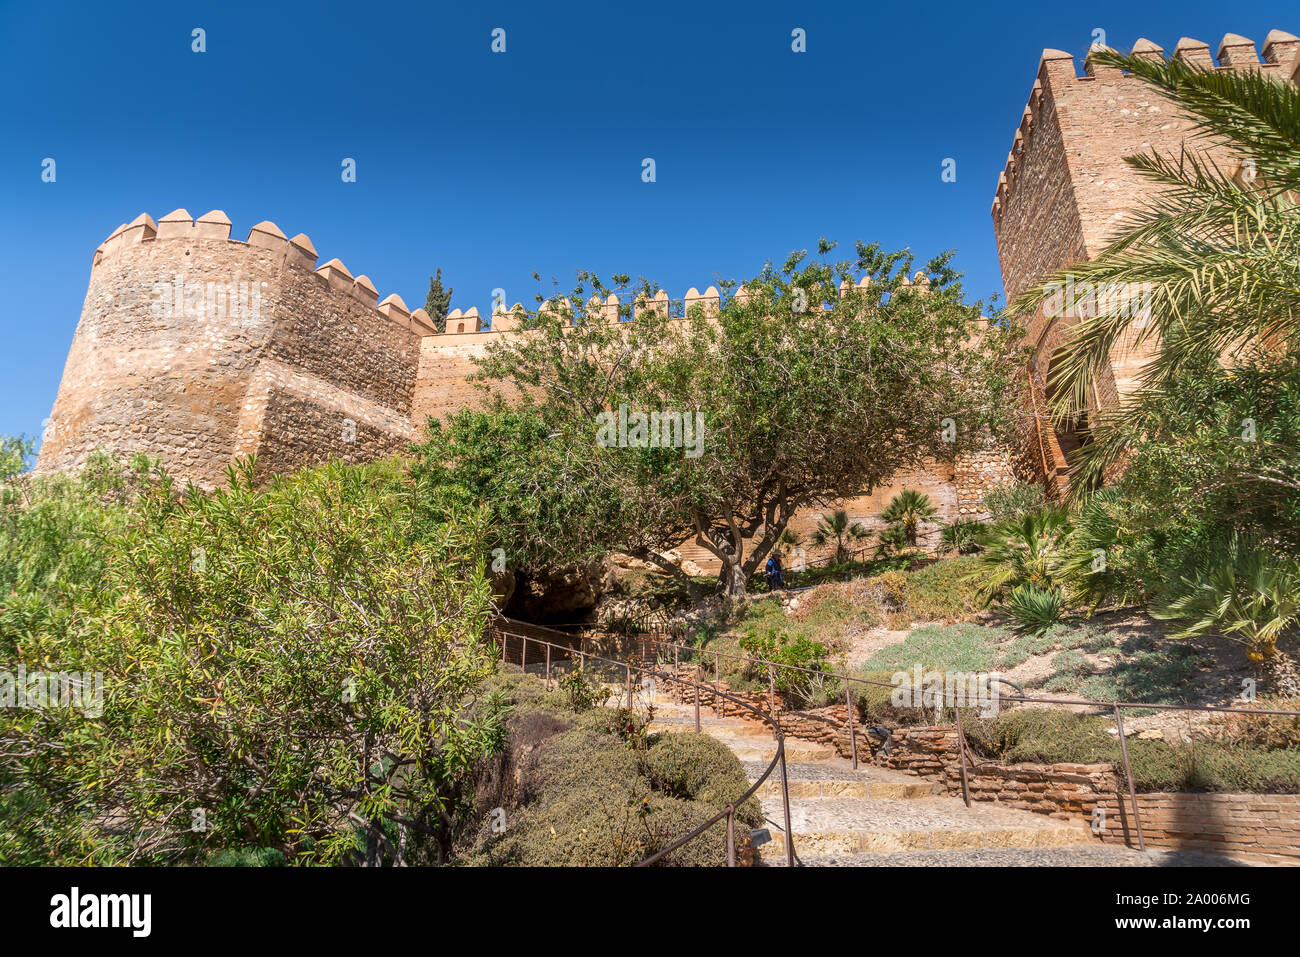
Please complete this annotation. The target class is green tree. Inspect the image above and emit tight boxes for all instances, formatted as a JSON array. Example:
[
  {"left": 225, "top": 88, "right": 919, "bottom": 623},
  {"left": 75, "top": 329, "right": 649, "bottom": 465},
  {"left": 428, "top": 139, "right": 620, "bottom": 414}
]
[
  {"left": 414, "top": 240, "right": 1021, "bottom": 600},
  {"left": 425, "top": 268, "right": 453, "bottom": 333}
]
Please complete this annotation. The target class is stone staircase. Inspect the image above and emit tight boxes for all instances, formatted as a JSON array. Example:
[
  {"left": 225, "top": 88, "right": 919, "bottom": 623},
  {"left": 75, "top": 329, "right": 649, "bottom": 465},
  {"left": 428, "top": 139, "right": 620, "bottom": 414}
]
[{"left": 638, "top": 693, "right": 1226, "bottom": 867}]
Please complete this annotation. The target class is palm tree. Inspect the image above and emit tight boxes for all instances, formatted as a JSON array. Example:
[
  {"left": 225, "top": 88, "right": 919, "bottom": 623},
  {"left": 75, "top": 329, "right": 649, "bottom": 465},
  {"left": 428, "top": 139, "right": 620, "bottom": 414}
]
[
  {"left": 968, "top": 506, "right": 1072, "bottom": 605},
  {"left": 879, "top": 490, "right": 939, "bottom": 549},
  {"left": 810, "top": 510, "right": 871, "bottom": 564},
  {"left": 1012, "top": 48, "right": 1300, "bottom": 491},
  {"left": 1154, "top": 538, "right": 1300, "bottom": 696}
]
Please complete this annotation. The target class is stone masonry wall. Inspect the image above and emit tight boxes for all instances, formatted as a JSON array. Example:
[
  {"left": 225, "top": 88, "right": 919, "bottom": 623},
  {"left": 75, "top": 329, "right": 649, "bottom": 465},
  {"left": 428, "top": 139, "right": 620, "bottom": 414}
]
[
  {"left": 39, "top": 223, "right": 1018, "bottom": 550},
  {"left": 36, "top": 209, "right": 435, "bottom": 489}
]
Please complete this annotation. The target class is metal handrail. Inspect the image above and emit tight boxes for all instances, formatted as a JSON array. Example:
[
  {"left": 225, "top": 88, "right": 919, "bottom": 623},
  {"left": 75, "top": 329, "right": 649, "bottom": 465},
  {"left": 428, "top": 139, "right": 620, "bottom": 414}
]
[
  {"left": 633, "top": 634, "right": 1300, "bottom": 853},
  {"left": 488, "top": 622, "right": 796, "bottom": 867}
]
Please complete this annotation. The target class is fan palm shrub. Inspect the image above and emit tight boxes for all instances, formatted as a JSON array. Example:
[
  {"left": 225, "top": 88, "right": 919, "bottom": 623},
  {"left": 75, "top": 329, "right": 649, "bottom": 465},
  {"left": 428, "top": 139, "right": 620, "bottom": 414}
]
[
  {"left": 1004, "top": 584, "right": 1066, "bottom": 636},
  {"left": 940, "top": 519, "right": 983, "bottom": 554},
  {"left": 1154, "top": 539, "right": 1300, "bottom": 696},
  {"left": 879, "top": 490, "right": 939, "bottom": 550},
  {"left": 810, "top": 509, "right": 871, "bottom": 564},
  {"left": 968, "top": 506, "right": 1072, "bottom": 606},
  {"left": 1054, "top": 488, "right": 1156, "bottom": 612}
]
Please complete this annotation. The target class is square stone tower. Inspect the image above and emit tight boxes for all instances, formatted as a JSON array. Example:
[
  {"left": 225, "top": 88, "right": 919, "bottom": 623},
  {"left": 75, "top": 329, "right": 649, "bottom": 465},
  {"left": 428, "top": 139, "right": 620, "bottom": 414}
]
[{"left": 991, "top": 30, "right": 1300, "bottom": 493}]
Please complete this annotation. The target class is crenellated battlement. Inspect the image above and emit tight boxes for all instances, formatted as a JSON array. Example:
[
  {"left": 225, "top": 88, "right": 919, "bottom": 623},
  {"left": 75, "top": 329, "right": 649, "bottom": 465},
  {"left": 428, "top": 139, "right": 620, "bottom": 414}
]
[
  {"left": 91, "top": 211, "right": 761, "bottom": 342},
  {"left": 991, "top": 30, "right": 1300, "bottom": 221},
  {"left": 54, "top": 207, "right": 925, "bottom": 486},
  {"left": 92, "top": 209, "right": 441, "bottom": 338}
]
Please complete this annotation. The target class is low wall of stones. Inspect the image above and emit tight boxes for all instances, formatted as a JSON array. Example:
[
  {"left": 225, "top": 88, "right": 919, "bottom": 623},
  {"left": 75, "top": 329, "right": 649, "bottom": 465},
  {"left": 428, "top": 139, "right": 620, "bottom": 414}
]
[{"left": 655, "top": 669, "right": 1300, "bottom": 864}]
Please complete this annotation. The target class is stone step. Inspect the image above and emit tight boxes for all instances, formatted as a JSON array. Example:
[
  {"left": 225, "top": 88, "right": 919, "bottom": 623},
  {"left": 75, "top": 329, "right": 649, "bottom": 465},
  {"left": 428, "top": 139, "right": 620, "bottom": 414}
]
[
  {"left": 744, "top": 759, "right": 943, "bottom": 799},
  {"left": 755, "top": 796, "right": 1092, "bottom": 860},
  {"left": 731, "top": 741, "right": 839, "bottom": 763},
  {"left": 752, "top": 776, "right": 940, "bottom": 800},
  {"left": 651, "top": 721, "right": 770, "bottom": 739},
  {"left": 745, "top": 759, "right": 942, "bottom": 799}
]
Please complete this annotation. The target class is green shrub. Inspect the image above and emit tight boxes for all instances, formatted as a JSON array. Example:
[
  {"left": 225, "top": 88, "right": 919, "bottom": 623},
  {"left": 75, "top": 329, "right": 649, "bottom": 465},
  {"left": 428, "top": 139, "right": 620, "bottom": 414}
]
[
  {"left": 940, "top": 520, "right": 984, "bottom": 554},
  {"left": 738, "top": 628, "right": 837, "bottom": 709},
  {"left": 966, "top": 707, "right": 1300, "bottom": 793},
  {"left": 207, "top": 847, "right": 286, "bottom": 867},
  {"left": 902, "top": 555, "right": 984, "bottom": 622},
  {"left": 982, "top": 483, "right": 1046, "bottom": 522},
  {"left": 457, "top": 670, "right": 762, "bottom": 865},
  {"left": 641, "top": 733, "right": 763, "bottom": 828},
  {"left": 558, "top": 662, "right": 611, "bottom": 713},
  {"left": 3, "top": 455, "right": 499, "bottom": 866},
  {"left": 1004, "top": 584, "right": 1066, "bottom": 635}
]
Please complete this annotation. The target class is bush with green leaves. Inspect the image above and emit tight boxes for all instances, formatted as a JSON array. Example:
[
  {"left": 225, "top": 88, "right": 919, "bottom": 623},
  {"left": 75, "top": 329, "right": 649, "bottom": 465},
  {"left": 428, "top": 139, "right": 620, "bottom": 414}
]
[
  {"left": 967, "top": 708, "right": 1300, "bottom": 793},
  {"left": 737, "top": 628, "right": 838, "bottom": 708},
  {"left": 967, "top": 494, "right": 1158, "bottom": 633},
  {"left": 940, "top": 520, "right": 983, "bottom": 555},
  {"left": 969, "top": 506, "right": 1071, "bottom": 604},
  {"left": 981, "top": 483, "right": 1046, "bottom": 523},
  {"left": 457, "top": 672, "right": 758, "bottom": 866},
  {"left": 2, "top": 454, "right": 502, "bottom": 866},
  {"left": 641, "top": 733, "right": 762, "bottom": 827},
  {"left": 558, "top": 661, "right": 612, "bottom": 713}
]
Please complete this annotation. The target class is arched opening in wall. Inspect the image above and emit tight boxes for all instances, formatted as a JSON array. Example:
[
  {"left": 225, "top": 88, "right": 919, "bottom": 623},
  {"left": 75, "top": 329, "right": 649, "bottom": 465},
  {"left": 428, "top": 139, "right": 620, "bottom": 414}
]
[{"left": 1045, "top": 347, "right": 1093, "bottom": 473}]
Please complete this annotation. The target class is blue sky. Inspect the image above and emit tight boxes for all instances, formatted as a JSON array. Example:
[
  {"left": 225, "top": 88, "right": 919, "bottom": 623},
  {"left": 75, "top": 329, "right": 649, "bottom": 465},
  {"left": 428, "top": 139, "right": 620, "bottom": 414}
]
[{"left": 2, "top": 0, "right": 1296, "bottom": 443}]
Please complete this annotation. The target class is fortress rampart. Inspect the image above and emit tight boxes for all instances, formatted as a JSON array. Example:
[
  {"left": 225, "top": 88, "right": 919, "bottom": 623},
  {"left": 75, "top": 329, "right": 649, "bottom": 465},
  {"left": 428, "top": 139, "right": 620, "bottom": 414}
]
[
  {"left": 38, "top": 209, "right": 445, "bottom": 489},
  {"left": 991, "top": 29, "right": 1300, "bottom": 491},
  {"left": 36, "top": 217, "right": 1016, "bottom": 573}
]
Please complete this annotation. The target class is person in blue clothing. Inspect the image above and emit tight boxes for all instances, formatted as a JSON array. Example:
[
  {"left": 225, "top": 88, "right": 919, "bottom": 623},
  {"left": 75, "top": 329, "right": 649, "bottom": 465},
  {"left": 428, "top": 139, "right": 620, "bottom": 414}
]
[
  {"left": 772, "top": 551, "right": 785, "bottom": 589},
  {"left": 765, "top": 554, "right": 778, "bottom": 591}
]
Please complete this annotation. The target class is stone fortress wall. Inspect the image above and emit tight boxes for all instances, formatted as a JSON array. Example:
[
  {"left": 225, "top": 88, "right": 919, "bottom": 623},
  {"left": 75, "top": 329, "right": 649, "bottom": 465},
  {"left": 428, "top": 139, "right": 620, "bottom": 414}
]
[
  {"left": 45, "top": 29, "right": 1296, "bottom": 572},
  {"left": 991, "top": 28, "right": 1300, "bottom": 493},
  {"left": 36, "top": 209, "right": 439, "bottom": 490},
  {"left": 35, "top": 218, "right": 1016, "bottom": 574}
]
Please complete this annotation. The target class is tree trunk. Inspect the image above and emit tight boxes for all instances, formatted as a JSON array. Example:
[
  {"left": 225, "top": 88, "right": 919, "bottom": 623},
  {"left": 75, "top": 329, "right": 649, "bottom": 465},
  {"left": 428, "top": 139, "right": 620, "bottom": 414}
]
[
  {"left": 636, "top": 548, "right": 705, "bottom": 606},
  {"left": 721, "top": 561, "right": 748, "bottom": 599}
]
